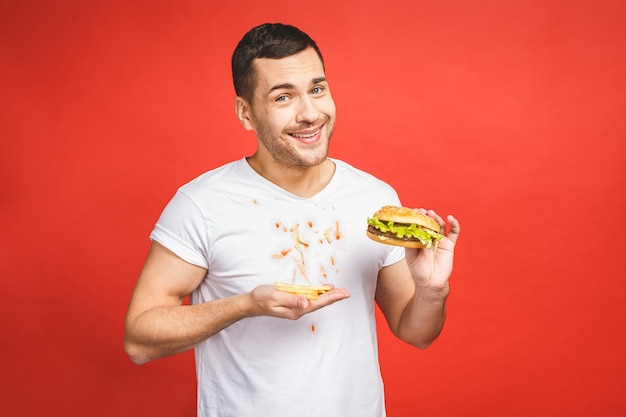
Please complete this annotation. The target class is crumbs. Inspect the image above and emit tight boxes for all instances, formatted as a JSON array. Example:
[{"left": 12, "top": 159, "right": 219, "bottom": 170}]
[
  {"left": 251, "top": 198, "right": 343, "bottom": 284},
  {"left": 271, "top": 217, "right": 342, "bottom": 284}
]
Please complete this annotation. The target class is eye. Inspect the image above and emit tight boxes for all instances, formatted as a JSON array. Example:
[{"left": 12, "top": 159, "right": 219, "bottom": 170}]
[
  {"left": 275, "top": 94, "right": 289, "bottom": 102},
  {"left": 311, "top": 86, "right": 324, "bottom": 95}
]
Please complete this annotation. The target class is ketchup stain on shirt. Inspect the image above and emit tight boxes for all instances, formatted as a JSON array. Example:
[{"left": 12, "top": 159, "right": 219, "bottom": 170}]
[{"left": 271, "top": 218, "right": 343, "bottom": 283}]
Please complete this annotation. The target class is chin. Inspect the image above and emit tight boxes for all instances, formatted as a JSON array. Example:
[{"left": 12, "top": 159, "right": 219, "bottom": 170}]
[{"left": 300, "top": 146, "right": 330, "bottom": 167}]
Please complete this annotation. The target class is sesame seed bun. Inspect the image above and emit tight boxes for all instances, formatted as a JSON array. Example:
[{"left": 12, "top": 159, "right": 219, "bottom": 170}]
[
  {"left": 366, "top": 206, "right": 443, "bottom": 248},
  {"left": 373, "top": 206, "right": 441, "bottom": 233}
]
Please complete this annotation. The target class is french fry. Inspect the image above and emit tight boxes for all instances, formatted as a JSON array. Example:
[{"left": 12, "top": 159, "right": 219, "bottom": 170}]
[{"left": 274, "top": 282, "right": 332, "bottom": 300}]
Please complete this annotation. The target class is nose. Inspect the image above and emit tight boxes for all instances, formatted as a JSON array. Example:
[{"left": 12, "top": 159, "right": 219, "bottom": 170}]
[{"left": 295, "top": 96, "right": 319, "bottom": 124}]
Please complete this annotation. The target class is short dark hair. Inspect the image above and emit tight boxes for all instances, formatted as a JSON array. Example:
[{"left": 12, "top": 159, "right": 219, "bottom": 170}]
[{"left": 231, "top": 23, "right": 325, "bottom": 102}]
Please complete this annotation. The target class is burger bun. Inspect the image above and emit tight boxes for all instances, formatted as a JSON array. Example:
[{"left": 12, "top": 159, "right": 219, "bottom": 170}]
[{"left": 373, "top": 206, "right": 441, "bottom": 233}]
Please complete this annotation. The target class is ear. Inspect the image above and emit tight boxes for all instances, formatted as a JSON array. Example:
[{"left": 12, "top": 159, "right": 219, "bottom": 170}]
[{"left": 234, "top": 96, "right": 254, "bottom": 131}]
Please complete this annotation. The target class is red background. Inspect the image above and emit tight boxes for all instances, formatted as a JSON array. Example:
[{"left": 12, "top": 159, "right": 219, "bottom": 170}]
[{"left": 2, "top": 1, "right": 625, "bottom": 416}]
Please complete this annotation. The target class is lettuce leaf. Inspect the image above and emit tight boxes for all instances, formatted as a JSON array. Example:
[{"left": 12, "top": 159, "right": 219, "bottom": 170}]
[{"left": 367, "top": 217, "right": 443, "bottom": 245}]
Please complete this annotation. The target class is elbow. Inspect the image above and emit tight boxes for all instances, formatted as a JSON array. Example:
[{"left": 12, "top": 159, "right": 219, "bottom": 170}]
[
  {"left": 124, "top": 337, "right": 152, "bottom": 365},
  {"left": 402, "top": 335, "right": 436, "bottom": 350},
  {"left": 412, "top": 339, "right": 436, "bottom": 350},
  {"left": 399, "top": 328, "right": 443, "bottom": 350}
]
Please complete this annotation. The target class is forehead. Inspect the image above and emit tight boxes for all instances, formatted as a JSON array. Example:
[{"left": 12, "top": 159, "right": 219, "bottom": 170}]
[{"left": 251, "top": 47, "right": 326, "bottom": 93}]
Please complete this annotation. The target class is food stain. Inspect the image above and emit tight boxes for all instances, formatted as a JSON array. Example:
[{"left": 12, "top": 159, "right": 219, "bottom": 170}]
[
  {"left": 290, "top": 224, "right": 310, "bottom": 248},
  {"left": 323, "top": 228, "right": 333, "bottom": 243},
  {"left": 275, "top": 222, "right": 287, "bottom": 232},
  {"left": 334, "top": 221, "right": 342, "bottom": 240},
  {"left": 311, "top": 324, "right": 315, "bottom": 332},
  {"left": 320, "top": 265, "right": 327, "bottom": 279},
  {"left": 272, "top": 249, "right": 292, "bottom": 259},
  {"left": 271, "top": 217, "right": 343, "bottom": 283},
  {"left": 295, "top": 257, "right": 308, "bottom": 283}
]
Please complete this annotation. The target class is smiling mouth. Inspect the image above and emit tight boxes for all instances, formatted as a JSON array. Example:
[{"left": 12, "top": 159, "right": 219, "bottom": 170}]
[{"left": 289, "top": 126, "right": 322, "bottom": 139}]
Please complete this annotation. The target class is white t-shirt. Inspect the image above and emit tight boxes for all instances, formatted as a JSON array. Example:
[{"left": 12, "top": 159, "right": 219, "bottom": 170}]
[{"left": 151, "top": 158, "right": 404, "bottom": 417}]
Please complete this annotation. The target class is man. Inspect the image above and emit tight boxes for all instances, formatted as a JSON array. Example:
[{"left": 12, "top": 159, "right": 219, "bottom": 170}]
[{"left": 124, "top": 23, "right": 460, "bottom": 417}]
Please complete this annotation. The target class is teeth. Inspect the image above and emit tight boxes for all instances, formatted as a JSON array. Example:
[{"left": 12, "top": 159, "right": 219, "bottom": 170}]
[{"left": 291, "top": 128, "right": 320, "bottom": 138}]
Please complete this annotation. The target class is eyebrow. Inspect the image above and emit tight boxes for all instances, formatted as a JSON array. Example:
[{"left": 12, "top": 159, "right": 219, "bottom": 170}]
[{"left": 268, "top": 77, "right": 328, "bottom": 94}]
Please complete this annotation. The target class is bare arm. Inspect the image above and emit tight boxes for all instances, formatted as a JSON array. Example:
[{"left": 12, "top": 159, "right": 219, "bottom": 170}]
[
  {"left": 124, "top": 241, "right": 350, "bottom": 364},
  {"left": 375, "top": 211, "right": 460, "bottom": 349}
]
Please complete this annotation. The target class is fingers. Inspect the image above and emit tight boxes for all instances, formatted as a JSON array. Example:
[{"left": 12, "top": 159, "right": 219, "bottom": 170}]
[
  {"left": 271, "top": 285, "right": 350, "bottom": 319},
  {"left": 426, "top": 209, "right": 446, "bottom": 234},
  {"left": 297, "top": 287, "right": 351, "bottom": 308},
  {"left": 417, "top": 208, "right": 461, "bottom": 242},
  {"left": 446, "top": 214, "right": 461, "bottom": 243}
]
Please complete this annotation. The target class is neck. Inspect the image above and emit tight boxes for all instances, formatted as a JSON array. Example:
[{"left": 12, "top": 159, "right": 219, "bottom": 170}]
[{"left": 246, "top": 156, "right": 335, "bottom": 198}]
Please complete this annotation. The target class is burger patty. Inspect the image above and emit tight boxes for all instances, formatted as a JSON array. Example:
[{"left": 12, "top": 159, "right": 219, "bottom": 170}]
[{"left": 367, "top": 225, "right": 426, "bottom": 242}]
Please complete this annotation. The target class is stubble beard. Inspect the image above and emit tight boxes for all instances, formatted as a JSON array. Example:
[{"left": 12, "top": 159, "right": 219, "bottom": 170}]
[{"left": 256, "top": 116, "right": 334, "bottom": 168}]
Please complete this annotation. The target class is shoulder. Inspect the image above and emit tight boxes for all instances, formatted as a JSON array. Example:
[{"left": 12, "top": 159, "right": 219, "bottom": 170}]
[
  {"left": 180, "top": 159, "right": 244, "bottom": 194},
  {"left": 157, "top": 158, "right": 253, "bottom": 221},
  {"left": 331, "top": 158, "right": 397, "bottom": 194},
  {"left": 174, "top": 158, "right": 261, "bottom": 205}
]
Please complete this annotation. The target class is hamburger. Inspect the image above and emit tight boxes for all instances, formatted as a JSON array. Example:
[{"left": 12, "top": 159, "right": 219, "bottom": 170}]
[{"left": 367, "top": 206, "right": 444, "bottom": 249}]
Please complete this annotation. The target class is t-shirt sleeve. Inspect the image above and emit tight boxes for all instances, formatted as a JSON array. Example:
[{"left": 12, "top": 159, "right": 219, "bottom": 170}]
[
  {"left": 149, "top": 190, "right": 210, "bottom": 269},
  {"left": 383, "top": 246, "right": 405, "bottom": 267}
]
